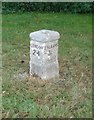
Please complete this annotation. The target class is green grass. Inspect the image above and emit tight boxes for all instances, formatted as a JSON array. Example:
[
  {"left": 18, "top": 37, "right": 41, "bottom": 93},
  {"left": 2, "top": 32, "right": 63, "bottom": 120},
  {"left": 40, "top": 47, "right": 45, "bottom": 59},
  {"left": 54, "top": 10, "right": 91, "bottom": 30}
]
[{"left": 2, "top": 12, "right": 92, "bottom": 118}]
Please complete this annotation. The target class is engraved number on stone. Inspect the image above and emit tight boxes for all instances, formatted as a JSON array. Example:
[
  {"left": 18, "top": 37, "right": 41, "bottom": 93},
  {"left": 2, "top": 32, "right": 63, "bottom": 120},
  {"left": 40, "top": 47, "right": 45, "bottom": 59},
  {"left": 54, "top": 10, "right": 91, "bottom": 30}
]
[
  {"left": 48, "top": 50, "right": 52, "bottom": 56},
  {"left": 33, "top": 49, "right": 40, "bottom": 56}
]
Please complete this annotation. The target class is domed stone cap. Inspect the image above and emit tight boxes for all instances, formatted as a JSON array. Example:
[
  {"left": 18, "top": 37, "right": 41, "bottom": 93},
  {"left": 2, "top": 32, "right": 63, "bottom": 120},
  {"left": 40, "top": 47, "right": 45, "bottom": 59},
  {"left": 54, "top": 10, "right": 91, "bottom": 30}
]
[{"left": 29, "top": 29, "right": 60, "bottom": 42}]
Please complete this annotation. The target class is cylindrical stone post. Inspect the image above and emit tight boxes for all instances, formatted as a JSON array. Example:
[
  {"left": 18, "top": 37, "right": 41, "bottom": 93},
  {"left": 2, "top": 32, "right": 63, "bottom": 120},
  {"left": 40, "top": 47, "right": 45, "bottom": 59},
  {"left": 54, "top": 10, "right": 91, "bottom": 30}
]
[{"left": 29, "top": 29, "right": 60, "bottom": 80}]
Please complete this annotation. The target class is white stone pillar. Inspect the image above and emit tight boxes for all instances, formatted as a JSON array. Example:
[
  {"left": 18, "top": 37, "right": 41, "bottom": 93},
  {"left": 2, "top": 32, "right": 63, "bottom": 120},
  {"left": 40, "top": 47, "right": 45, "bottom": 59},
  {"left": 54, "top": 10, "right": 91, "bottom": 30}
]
[{"left": 29, "top": 30, "right": 60, "bottom": 80}]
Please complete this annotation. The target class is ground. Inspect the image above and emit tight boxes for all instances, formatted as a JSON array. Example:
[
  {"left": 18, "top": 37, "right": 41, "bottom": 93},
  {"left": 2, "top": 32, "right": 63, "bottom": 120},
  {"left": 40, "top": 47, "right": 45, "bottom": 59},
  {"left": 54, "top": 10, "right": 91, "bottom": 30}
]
[{"left": 2, "top": 12, "right": 92, "bottom": 118}]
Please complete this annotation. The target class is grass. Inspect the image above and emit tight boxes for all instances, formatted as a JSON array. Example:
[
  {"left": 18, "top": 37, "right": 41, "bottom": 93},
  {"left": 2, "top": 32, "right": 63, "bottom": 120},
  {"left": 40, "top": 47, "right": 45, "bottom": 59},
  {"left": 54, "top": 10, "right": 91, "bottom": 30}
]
[{"left": 2, "top": 12, "right": 92, "bottom": 118}]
